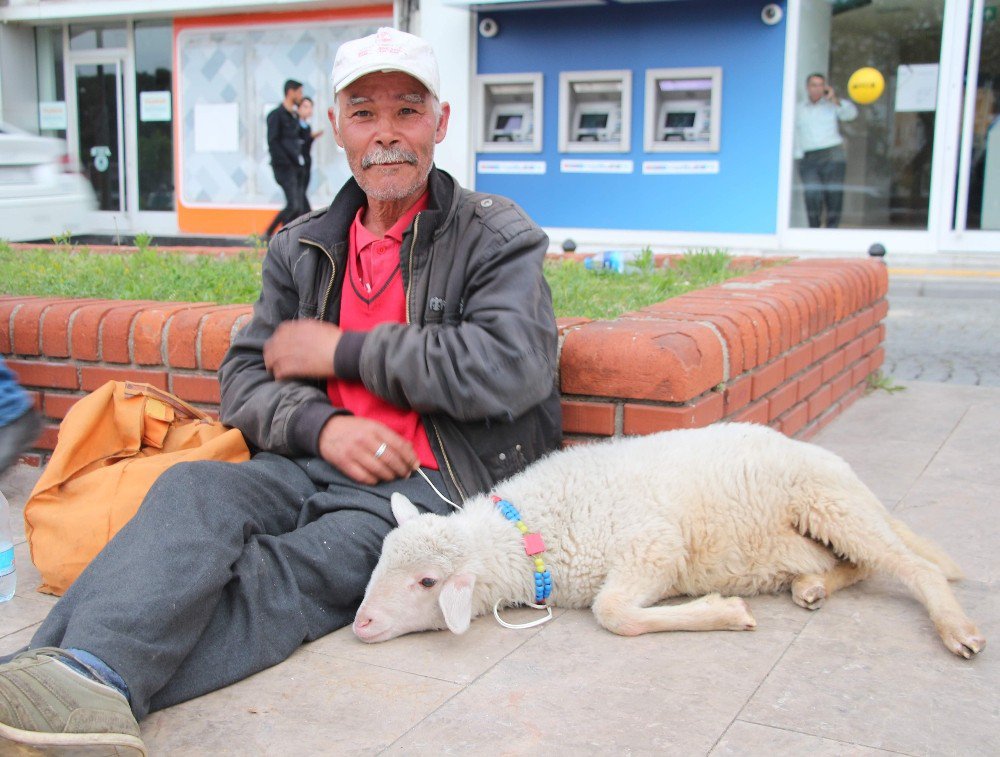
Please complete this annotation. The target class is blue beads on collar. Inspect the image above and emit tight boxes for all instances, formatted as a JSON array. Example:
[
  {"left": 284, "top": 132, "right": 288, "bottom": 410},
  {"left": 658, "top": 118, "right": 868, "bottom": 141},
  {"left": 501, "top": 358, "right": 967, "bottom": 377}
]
[{"left": 491, "top": 495, "right": 552, "bottom": 604}]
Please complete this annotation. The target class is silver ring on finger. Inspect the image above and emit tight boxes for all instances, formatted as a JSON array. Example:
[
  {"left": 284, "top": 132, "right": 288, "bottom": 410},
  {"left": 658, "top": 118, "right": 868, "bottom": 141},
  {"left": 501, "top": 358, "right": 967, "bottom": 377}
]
[{"left": 374, "top": 442, "right": 389, "bottom": 459}]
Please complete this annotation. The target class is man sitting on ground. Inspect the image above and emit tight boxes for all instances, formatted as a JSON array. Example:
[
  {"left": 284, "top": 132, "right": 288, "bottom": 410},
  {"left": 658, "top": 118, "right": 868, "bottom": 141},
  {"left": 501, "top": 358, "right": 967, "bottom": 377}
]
[{"left": 0, "top": 27, "right": 561, "bottom": 755}]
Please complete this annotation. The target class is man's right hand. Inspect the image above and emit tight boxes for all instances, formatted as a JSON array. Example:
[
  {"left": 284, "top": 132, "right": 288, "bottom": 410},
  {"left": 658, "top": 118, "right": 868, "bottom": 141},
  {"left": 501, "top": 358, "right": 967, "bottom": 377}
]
[{"left": 318, "top": 415, "right": 419, "bottom": 484}]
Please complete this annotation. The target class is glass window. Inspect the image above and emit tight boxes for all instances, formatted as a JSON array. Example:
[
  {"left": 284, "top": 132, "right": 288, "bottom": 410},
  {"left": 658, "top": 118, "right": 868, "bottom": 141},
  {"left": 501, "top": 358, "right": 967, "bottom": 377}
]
[
  {"left": 135, "top": 21, "right": 174, "bottom": 211},
  {"left": 791, "top": 0, "right": 945, "bottom": 229},
  {"left": 35, "top": 26, "right": 65, "bottom": 139},
  {"left": 963, "top": 7, "right": 1000, "bottom": 230},
  {"left": 69, "top": 24, "right": 127, "bottom": 51},
  {"left": 177, "top": 21, "right": 380, "bottom": 208}
]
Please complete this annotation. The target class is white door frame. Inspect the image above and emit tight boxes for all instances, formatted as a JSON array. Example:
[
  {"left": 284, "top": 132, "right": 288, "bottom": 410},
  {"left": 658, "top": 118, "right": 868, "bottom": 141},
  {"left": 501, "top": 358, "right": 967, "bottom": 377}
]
[{"left": 938, "top": 0, "right": 1000, "bottom": 253}]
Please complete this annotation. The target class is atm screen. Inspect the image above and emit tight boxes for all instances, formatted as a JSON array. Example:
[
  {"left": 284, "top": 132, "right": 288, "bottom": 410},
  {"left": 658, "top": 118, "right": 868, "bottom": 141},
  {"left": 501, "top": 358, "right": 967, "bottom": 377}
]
[
  {"left": 665, "top": 112, "right": 696, "bottom": 128},
  {"left": 495, "top": 114, "right": 523, "bottom": 130},
  {"left": 579, "top": 112, "right": 608, "bottom": 129}
]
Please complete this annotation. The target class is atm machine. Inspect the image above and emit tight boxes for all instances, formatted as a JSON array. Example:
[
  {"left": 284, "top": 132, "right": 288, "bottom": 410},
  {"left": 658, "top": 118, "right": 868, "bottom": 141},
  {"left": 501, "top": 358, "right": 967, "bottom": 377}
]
[
  {"left": 571, "top": 101, "right": 622, "bottom": 143},
  {"left": 657, "top": 99, "right": 711, "bottom": 142},
  {"left": 488, "top": 104, "right": 534, "bottom": 143}
]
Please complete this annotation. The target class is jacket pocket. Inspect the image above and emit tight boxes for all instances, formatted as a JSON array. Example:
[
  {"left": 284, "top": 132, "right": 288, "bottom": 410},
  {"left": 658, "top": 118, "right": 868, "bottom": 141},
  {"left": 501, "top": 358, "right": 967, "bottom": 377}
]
[{"left": 481, "top": 440, "right": 528, "bottom": 482}]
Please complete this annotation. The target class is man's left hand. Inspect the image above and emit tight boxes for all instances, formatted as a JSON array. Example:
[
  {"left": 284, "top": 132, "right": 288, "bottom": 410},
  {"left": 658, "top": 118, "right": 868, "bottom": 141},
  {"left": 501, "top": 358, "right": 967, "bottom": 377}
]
[{"left": 264, "top": 320, "right": 342, "bottom": 380}]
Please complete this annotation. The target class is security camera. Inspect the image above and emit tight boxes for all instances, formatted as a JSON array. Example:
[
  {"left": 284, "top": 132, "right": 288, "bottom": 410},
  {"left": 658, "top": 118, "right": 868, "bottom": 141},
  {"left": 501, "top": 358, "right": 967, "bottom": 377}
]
[
  {"left": 478, "top": 17, "right": 499, "bottom": 38},
  {"left": 761, "top": 4, "right": 783, "bottom": 25}
]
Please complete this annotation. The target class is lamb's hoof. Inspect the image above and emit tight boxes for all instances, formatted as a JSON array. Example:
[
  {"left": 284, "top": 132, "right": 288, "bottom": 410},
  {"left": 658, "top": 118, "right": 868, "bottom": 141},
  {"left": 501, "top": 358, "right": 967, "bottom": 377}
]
[
  {"left": 722, "top": 597, "right": 757, "bottom": 631},
  {"left": 938, "top": 619, "right": 986, "bottom": 659},
  {"left": 792, "top": 582, "right": 827, "bottom": 611}
]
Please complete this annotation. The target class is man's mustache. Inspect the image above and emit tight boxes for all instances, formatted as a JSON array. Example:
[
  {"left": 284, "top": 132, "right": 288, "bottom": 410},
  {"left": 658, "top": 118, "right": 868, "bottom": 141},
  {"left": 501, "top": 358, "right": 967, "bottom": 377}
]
[{"left": 361, "top": 146, "right": 419, "bottom": 169}]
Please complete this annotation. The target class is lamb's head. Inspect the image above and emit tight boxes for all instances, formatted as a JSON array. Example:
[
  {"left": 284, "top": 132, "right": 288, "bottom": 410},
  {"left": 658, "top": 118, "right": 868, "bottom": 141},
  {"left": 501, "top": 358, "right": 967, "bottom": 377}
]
[{"left": 353, "top": 493, "right": 479, "bottom": 643}]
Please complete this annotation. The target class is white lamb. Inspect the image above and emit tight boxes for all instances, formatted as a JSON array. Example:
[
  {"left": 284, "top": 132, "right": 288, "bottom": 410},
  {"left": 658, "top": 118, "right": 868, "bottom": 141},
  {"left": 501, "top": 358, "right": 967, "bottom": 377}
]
[{"left": 353, "top": 423, "right": 985, "bottom": 658}]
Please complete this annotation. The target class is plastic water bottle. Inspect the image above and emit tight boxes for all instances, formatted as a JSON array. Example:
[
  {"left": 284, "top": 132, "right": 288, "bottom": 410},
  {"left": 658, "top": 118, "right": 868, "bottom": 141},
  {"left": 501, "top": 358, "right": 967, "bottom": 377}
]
[
  {"left": 0, "top": 491, "right": 15, "bottom": 602},
  {"left": 584, "top": 250, "right": 642, "bottom": 274}
]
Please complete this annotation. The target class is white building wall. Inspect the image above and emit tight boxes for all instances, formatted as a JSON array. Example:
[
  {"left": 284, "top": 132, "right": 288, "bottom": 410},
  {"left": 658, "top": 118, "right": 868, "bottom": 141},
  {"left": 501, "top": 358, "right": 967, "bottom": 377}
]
[{"left": 413, "top": 0, "right": 474, "bottom": 188}]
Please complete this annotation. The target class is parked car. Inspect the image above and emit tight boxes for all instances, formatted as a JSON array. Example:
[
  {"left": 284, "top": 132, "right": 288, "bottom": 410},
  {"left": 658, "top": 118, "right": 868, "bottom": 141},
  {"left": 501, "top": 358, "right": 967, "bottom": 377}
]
[{"left": 0, "top": 123, "right": 96, "bottom": 242}]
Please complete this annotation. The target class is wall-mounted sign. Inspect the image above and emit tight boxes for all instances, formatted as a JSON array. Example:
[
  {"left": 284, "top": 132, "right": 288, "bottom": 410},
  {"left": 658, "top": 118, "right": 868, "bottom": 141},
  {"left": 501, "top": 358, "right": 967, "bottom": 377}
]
[
  {"left": 560, "top": 159, "right": 634, "bottom": 174},
  {"left": 90, "top": 145, "right": 112, "bottom": 173},
  {"left": 140, "top": 91, "right": 172, "bottom": 122},
  {"left": 38, "top": 101, "right": 67, "bottom": 130},
  {"left": 895, "top": 64, "right": 938, "bottom": 112},
  {"left": 477, "top": 160, "right": 547, "bottom": 174},
  {"left": 642, "top": 160, "right": 720, "bottom": 175},
  {"left": 194, "top": 102, "right": 239, "bottom": 153}
]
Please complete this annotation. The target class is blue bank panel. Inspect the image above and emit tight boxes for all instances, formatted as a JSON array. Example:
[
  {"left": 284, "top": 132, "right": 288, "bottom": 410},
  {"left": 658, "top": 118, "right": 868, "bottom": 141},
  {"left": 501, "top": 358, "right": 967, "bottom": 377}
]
[{"left": 475, "top": 0, "right": 786, "bottom": 234}]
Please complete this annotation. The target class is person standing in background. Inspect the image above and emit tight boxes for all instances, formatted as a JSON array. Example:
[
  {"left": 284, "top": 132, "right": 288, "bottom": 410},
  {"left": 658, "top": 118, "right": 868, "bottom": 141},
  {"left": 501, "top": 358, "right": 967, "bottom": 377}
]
[
  {"left": 264, "top": 79, "right": 306, "bottom": 239},
  {"left": 297, "top": 96, "right": 324, "bottom": 213},
  {"left": 795, "top": 73, "right": 858, "bottom": 228}
]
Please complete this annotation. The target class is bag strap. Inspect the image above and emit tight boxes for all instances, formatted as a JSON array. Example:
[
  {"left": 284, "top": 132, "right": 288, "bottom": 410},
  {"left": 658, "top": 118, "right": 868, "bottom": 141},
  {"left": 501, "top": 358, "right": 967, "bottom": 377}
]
[{"left": 123, "top": 381, "right": 212, "bottom": 422}]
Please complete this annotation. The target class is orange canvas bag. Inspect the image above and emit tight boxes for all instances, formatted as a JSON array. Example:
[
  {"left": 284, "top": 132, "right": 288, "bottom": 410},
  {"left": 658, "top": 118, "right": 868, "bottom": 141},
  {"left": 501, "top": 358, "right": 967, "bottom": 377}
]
[{"left": 24, "top": 380, "right": 250, "bottom": 595}]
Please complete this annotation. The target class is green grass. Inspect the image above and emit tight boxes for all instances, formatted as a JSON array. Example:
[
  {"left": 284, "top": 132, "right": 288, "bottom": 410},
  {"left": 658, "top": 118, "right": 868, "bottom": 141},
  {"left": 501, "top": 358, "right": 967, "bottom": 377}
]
[
  {"left": 0, "top": 241, "right": 748, "bottom": 319},
  {"left": 865, "top": 370, "right": 905, "bottom": 395},
  {"left": 546, "top": 247, "right": 739, "bottom": 320},
  {"left": 1, "top": 243, "right": 265, "bottom": 305}
]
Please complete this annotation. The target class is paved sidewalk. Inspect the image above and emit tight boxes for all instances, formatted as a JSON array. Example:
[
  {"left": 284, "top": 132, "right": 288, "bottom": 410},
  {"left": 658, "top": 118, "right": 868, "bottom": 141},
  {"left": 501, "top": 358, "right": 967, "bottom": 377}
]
[
  {"left": 883, "top": 263, "right": 1000, "bottom": 387},
  {"left": 1, "top": 381, "right": 997, "bottom": 755}
]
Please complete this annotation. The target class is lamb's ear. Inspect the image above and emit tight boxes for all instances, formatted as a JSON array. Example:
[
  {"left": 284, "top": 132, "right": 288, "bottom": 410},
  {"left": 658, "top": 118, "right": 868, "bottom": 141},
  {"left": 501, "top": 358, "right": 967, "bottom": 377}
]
[
  {"left": 390, "top": 493, "right": 421, "bottom": 526},
  {"left": 438, "top": 573, "right": 476, "bottom": 634}
]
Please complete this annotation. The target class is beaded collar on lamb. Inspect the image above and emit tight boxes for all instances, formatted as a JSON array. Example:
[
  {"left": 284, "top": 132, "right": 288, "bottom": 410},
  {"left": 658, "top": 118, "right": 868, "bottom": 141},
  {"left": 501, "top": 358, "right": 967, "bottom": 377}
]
[
  {"left": 490, "top": 495, "right": 554, "bottom": 629},
  {"left": 411, "top": 468, "right": 554, "bottom": 629}
]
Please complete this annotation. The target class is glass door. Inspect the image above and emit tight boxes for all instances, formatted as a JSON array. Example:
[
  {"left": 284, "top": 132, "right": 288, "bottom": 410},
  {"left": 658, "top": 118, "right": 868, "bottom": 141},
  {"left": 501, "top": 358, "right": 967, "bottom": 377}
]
[
  {"left": 72, "top": 59, "right": 126, "bottom": 213},
  {"left": 788, "top": 0, "right": 946, "bottom": 231}
]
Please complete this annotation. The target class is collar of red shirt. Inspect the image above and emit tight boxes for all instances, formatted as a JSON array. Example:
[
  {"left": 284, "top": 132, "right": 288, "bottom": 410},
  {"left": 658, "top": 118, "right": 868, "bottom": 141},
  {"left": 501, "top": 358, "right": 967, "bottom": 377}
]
[{"left": 351, "top": 191, "right": 430, "bottom": 250}]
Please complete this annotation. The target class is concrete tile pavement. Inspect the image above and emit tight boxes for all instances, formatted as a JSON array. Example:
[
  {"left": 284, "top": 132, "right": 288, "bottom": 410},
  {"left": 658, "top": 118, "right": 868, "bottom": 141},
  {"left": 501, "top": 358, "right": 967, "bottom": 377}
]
[{"left": 0, "top": 381, "right": 997, "bottom": 755}]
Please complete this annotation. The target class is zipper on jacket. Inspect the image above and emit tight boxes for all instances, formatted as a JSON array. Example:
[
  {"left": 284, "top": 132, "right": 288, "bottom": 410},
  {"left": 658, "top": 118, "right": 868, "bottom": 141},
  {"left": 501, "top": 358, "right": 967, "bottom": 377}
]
[
  {"left": 404, "top": 214, "right": 419, "bottom": 325},
  {"left": 431, "top": 421, "right": 467, "bottom": 502},
  {"left": 302, "top": 239, "right": 337, "bottom": 320},
  {"left": 404, "top": 213, "right": 466, "bottom": 503}
]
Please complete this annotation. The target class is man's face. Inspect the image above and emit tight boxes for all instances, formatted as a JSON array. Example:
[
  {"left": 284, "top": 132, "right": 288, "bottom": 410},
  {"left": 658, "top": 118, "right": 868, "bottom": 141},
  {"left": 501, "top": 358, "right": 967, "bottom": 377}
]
[
  {"left": 807, "top": 76, "right": 826, "bottom": 103},
  {"left": 331, "top": 71, "right": 450, "bottom": 204},
  {"left": 291, "top": 87, "right": 304, "bottom": 105}
]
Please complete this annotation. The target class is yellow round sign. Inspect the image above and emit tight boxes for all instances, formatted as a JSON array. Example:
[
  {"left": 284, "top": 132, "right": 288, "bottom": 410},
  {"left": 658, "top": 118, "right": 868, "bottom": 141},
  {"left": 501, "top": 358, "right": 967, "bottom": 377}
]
[{"left": 847, "top": 67, "right": 885, "bottom": 105}]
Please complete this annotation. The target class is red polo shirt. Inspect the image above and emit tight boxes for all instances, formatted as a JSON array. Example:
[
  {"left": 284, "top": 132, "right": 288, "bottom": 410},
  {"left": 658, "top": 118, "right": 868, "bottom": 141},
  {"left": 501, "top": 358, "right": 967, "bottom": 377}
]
[{"left": 327, "top": 193, "right": 437, "bottom": 469}]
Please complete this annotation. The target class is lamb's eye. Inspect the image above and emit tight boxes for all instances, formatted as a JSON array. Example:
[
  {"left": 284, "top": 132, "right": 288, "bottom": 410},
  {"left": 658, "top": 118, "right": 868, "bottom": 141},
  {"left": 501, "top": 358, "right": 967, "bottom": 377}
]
[{"left": 419, "top": 577, "right": 437, "bottom": 588}]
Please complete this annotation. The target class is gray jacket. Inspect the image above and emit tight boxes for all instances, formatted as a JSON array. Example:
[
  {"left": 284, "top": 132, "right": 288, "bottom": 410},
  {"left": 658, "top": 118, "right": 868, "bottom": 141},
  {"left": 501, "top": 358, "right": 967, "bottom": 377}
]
[{"left": 219, "top": 168, "right": 562, "bottom": 502}]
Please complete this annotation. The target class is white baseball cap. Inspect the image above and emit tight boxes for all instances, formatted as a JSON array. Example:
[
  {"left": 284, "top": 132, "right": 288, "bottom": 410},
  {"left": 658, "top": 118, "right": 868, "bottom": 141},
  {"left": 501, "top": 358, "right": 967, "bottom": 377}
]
[{"left": 332, "top": 27, "right": 441, "bottom": 100}]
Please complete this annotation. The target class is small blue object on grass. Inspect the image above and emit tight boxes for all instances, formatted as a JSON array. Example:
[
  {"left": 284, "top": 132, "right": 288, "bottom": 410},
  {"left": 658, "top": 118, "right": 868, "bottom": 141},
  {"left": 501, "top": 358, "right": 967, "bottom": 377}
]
[{"left": 584, "top": 250, "right": 643, "bottom": 274}]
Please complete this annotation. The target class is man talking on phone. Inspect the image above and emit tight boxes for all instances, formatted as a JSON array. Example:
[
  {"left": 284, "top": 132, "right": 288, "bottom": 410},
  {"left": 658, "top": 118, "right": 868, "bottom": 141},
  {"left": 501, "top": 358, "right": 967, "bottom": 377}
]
[{"left": 794, "top": 73, "right": 858, "bottom": 228}]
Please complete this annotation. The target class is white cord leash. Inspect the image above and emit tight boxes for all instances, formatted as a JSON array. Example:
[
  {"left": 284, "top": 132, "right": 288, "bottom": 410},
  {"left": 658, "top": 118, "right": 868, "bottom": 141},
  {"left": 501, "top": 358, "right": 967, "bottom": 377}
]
[
  {"left": 413, "top": 466, "right": 462, "bottom": 510},
  {"left": 493, "top": 600, "right": 554, "bottom": 629}
]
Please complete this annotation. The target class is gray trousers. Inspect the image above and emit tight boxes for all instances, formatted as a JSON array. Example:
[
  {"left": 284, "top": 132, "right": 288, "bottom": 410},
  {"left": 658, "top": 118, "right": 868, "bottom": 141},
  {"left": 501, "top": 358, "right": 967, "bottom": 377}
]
[
  {"left": 28, "top": 452, "right": 453, "bottom": 719},
  {"left": 799, "top": 145, "right": 847, "bottom": 228}
]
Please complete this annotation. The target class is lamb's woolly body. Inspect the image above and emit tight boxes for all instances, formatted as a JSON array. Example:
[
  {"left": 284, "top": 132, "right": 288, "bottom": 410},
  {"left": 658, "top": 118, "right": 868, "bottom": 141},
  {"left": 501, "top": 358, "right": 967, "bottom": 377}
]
[
  {"left": 359, "top": 423, "right": 983, "bottom": 657},
  {"left": 465, "top": 423, "right": 856, "bottom": 611}
]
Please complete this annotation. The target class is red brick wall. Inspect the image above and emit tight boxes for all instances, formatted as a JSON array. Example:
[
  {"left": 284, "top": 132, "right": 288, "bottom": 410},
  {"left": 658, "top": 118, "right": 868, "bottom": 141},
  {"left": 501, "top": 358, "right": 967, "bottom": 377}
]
[
  {"left": 1, "top": 258, "right": 887, "bottom": 465},
  {"left": 559, "top": 258, "right": 887, "bottom": 442}
]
